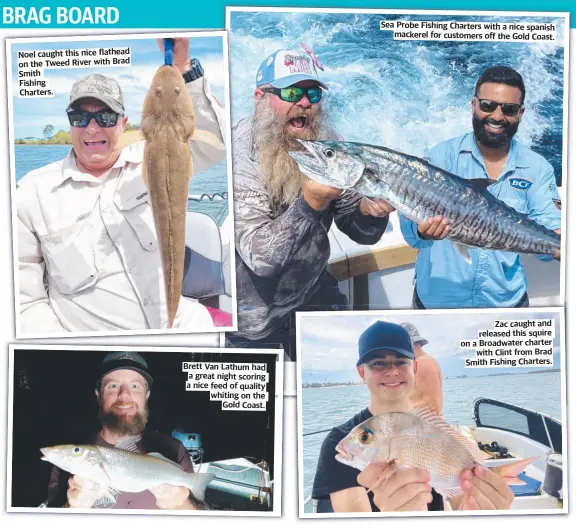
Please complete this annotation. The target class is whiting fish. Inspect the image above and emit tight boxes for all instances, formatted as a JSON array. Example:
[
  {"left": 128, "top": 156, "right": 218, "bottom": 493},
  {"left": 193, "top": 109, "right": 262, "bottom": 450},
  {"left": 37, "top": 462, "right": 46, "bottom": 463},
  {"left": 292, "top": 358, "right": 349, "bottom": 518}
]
[{"left": 41, "top": 444, "right": 215, "bottom": 504}]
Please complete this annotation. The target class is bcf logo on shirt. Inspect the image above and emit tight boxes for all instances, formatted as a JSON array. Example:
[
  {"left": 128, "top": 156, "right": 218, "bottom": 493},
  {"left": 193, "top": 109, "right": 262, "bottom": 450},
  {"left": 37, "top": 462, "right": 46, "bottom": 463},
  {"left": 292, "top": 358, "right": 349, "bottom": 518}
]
[{"left": 509, "top": 177, "right": 533, "bottom": 190}]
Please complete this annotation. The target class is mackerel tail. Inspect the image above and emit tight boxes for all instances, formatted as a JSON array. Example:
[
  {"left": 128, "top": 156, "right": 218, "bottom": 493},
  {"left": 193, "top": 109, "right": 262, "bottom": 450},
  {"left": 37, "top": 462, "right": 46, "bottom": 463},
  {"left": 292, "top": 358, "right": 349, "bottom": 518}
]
[{"left": 289, "top": 140, "right": 560, "bottom": 260}]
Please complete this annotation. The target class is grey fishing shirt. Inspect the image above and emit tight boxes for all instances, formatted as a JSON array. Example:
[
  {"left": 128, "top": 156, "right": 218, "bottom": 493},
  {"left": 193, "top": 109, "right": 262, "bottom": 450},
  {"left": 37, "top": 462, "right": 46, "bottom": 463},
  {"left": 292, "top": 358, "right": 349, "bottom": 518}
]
[{"left": 233, "top": 116, "right": 389, "bottom": 339}]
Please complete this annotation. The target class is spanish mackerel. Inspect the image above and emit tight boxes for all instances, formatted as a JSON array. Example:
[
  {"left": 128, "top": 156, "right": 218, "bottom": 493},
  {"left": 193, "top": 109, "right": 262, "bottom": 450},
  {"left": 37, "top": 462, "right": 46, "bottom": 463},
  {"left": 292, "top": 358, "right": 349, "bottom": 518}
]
[
  {"left": 289, "top": 140, "right": 560, "bottom": 261},
  {"left": 41, "top": 443, "right": 215, "bottom": 504}
]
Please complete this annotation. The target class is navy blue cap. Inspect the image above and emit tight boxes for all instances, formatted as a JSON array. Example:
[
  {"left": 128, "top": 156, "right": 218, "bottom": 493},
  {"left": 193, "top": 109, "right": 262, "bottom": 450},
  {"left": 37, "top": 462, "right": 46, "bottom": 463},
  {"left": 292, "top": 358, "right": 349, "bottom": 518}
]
[
  {"left": 98, "top": 351, "right": 153, "bottom": 387},
  {"left": 357, "top": 321, "right": 415, "bottom": 366}
]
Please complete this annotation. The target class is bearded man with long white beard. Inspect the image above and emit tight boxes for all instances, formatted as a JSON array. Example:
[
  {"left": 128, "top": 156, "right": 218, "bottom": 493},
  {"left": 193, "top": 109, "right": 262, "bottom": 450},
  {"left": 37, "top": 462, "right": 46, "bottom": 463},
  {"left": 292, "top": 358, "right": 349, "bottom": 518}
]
[{"left": 226, "top": 48, "right": 394, "bottom": 361}]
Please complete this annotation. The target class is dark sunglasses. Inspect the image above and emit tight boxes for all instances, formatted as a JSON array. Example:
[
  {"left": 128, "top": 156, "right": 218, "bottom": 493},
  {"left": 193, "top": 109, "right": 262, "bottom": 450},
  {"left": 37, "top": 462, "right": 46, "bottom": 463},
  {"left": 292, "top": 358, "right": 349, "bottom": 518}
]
[
  {"left": 474, "top": 97, "right": 523, "bottom": 117},
  {"left": 67, "top": 109, "right": 122, "bottom": 128},
  {"left": 261, "top": 86, "right": 323, "bottom": 103}
]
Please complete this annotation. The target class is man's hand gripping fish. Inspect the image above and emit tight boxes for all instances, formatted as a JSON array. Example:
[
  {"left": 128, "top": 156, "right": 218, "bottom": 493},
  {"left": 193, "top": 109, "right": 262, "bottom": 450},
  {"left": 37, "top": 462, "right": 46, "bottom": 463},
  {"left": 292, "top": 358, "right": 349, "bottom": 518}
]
[
  {"left": 289, "top": 140, "right": 561, "bottom": 262},
  {"left": 335, "top": 406, "right": 537, "bottom": 499}
]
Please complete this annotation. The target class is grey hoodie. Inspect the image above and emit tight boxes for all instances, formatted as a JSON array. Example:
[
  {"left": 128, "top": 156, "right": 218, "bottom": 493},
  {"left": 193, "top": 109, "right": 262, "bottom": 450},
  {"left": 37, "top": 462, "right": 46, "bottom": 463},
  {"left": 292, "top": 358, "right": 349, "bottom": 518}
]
[{"left": 232, "top": 116, "right": 389, "bottom": 339}]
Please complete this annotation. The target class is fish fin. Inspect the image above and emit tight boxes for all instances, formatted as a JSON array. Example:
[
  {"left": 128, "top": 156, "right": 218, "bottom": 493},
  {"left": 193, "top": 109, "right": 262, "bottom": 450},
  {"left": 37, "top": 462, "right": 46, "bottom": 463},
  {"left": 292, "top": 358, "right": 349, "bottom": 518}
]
[
  {"left": 193, "top": 128, "right": 223, "bottom": 150},
  {"left": 116, "top": 130, "right": 145, "bottom": 151},
  {"left": 436, "top": 486, "right": 464, "bottom": 499},
  {"left": 451, "top": 241, "right": 472, "bottom": 264},
  {"left": 187, "top": 472, "right": 216, "bottom": 502},
  {"left": 147, "top": 452, "right": 182, "bottom": 467},
  {"left": 409, "top": 406, "right": 485, "bottom": 463},
  {"left": 468, "top": 178, "right": 496, "bottom": 190},
  {"left": 488, "top": 456, "right": 538, "bottom": 484},
  {"left": 115, "top": 435, "right": 142, "bottom": 452}
]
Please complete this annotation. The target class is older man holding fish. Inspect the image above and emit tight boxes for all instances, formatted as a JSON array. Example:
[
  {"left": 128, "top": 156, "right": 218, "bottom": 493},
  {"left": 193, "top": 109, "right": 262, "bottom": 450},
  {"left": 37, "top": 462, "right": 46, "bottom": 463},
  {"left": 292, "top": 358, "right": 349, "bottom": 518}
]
[
  {"left": 43, "top": 352, "right": 213, "bottom": 509},
  {"left": 17, "top": 38, "right": 226, "bottom": 333},
  {"left": 399, "top": 66, "right": 562, "bottom": 310},
  {"left": 226, "top": 46, "right": 392, "bottom": 360},
  {"left": 312, "top": 321, "right": 519, "bottom": 512}
]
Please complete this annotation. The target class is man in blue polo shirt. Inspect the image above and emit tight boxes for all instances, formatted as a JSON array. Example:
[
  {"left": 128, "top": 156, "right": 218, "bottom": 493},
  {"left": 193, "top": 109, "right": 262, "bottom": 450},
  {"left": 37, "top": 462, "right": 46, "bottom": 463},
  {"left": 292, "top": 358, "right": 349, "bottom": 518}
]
[{"left": 400, "top": 66, "right": 561, "bottom": 309}]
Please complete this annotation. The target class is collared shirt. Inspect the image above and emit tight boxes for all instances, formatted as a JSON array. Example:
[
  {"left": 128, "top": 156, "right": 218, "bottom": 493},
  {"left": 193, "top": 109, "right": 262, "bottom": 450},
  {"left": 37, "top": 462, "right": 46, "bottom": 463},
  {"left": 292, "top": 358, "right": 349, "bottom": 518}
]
[
  {"left": 399, "top": 132, "right": 561, "bottom": 309},
  {"left": 17, "top": 77, "right": 227, "bottom": 334}
]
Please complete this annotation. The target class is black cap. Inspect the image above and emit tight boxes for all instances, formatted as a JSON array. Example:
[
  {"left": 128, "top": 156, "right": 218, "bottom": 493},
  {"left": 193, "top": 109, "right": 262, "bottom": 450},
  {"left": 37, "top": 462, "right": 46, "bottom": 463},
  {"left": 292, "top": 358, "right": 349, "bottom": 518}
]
[
  {"left": 357, "top": 321, "right": 415, "bottom": 366},
  {"left": 98, "top": 352, "right": 153, "bottom": 388}
]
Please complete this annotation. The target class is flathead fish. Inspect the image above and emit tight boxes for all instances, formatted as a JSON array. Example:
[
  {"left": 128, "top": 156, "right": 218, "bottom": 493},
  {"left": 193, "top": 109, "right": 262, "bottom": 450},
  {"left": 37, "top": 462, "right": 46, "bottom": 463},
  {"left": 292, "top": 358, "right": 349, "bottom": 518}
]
[
  {"left": 335, "top": 407, "right": 536, "bottom": 498},
  {"left": 41, "top": 444, "right": 215, "bottom": 504},
  {"left": 289, "top": 140, "right": 561, "bottom": 261},
  {"left": 140, "top": 65, "right": 196, "bottom": 328}
]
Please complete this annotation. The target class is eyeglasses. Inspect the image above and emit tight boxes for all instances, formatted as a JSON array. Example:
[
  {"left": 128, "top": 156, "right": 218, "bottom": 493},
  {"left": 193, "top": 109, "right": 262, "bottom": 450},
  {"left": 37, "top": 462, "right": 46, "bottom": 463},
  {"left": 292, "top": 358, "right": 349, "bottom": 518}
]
[
  {"left": 67, "top": 109, "right": 122, "bottom": 128},
  {"left": 261, "top": 86, "right": 323, "bottom": 103},
  {"left": 474, "top": 97, "right": 523, "bottom": 117},
  {"left": 365, "top": 359, "right": 411, "bottom": 371}
]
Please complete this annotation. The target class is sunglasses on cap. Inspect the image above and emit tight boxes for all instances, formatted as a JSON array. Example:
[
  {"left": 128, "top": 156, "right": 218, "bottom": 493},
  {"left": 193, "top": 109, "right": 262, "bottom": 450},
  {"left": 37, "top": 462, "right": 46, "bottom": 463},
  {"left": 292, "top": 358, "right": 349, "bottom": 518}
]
[
  {"left": 261, "top": 86, "right": 323, "bottom": 104},
  {"left": 474, "top": 97, "right": 523, "bottom": 117},
  {"left": 67, "top": 109, "right": 122, "bottom": 128}
]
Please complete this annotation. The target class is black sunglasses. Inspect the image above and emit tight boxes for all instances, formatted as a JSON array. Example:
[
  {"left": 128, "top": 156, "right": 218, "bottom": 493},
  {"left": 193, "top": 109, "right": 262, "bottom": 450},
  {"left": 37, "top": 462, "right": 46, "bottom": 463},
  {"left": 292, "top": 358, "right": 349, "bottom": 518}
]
[
  {"left": 261, "top": 86, "right": 322, "bottom": 104},
  {"left": 67, "top": 109, "right": 122, "bottom": 128},
  {"left": 474, "top": 97, "right": 523, "bottom": 117}
]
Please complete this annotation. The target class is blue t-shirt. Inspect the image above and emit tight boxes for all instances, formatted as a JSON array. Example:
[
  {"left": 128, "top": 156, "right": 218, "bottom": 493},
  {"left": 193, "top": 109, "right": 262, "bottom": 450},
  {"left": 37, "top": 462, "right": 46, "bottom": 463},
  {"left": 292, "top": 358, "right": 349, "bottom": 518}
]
[{"left": 399, "top": 133, "right": 561, "bottom": 308}]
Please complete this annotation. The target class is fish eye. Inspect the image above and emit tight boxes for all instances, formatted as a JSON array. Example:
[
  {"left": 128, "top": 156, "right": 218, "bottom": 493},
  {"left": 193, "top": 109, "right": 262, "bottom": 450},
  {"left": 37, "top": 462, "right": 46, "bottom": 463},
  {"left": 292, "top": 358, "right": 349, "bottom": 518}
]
[
  {"left": 359, "top": 430, "right": 373, "bottom": 445},
  {"left": 73, "top": 447, "right": 81, "bottom": 453},
  {"left": 324, "top": 148, "right": 335, "bottom": 159}
]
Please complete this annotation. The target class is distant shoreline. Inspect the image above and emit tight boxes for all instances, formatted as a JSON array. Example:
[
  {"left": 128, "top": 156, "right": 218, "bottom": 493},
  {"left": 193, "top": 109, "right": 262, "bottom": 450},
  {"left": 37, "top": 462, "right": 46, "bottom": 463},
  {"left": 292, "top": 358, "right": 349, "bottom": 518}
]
[
  {"left": 14, "top": 142, "right": 71, "bottom": 146},
  {"left": 303, "top": 368, "right": 560, "bottom": 389}
]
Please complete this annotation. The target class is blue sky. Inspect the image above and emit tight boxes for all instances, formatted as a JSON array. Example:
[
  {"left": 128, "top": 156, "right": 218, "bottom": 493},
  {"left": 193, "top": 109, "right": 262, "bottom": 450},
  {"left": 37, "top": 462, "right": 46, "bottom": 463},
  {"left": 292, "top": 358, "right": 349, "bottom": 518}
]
[
  {"left": 9, "top": 35, "right": 226, "bottom": 138},
  {"left": 299, "top": 310, "right": 562, "bottom": 382}
]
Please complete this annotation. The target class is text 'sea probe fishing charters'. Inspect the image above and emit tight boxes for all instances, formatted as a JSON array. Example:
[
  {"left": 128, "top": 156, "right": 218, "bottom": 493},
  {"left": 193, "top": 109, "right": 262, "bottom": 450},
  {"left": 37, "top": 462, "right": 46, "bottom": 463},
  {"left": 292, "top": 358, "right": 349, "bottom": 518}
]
[
  {"left": 289, "top": 140, "right": 560, "bottom": 261},
  {"left": 335, "top": 407, "right": 536, "bottom": 498},
  {"left": 140, "top": 65, "right": 196, "bottom": 328},
  {"left": 41, "top": 444, "right": 215, "bottom": 504}
]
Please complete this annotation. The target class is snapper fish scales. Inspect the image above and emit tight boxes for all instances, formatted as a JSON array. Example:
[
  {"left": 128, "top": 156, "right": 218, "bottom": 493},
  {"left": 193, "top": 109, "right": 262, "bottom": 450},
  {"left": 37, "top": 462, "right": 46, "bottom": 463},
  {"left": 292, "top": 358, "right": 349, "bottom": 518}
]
[
  {"left": 118, "top": 66, "right": 221, "bottom": 327},
  {"left": 289, "top": 140, "right": 561, "bottom": 262},
  {"left": 40, "top": 443, "right": 215, "bottom": 505},
  {"left": 335, "top": 407, "right": 537, "bottom": 498}
]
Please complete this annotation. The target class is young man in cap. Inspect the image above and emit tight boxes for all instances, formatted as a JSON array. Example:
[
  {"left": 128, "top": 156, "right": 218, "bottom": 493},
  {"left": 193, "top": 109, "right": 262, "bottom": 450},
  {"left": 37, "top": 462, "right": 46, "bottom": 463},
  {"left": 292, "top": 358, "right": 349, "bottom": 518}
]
[
  {"left": 312, "top": 321, "right": 513, "bottom": 512},
  {"left": 227, "top": 47, "right": 393, "bottom": 360},
  {"left": 47, "top": 351, "right": 203, "bottom": 510},
  {"left": 17, "top": 38, "right": 226, "bottom": 333},
  {"left": 400, "top": 322, "right": 443, "bottom": 415},
  {"left": 400, "top": 66, "right": 561, "bottom": 309}
]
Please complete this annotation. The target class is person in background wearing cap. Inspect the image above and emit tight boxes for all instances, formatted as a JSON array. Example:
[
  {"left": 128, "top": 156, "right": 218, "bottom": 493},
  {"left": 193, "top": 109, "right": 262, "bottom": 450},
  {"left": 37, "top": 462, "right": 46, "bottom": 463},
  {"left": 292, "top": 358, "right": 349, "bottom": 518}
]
[
  {"left": 226, "top": 47, "right": 393, "bottom": 360},
  {"left": 46, "top": 352, "right": 203, "bottom": 510},
  {"left": 400, "top": 322, "right": 443, "bottom": 416},
  {"left": 312, "top": 321, "right": 513, "bottom": 513},
  {"left": 399, "top": 66, "right": 561, "bottom": 310},
  {"left": 17, "top": 38, "right": 226, "bottom": 333}
]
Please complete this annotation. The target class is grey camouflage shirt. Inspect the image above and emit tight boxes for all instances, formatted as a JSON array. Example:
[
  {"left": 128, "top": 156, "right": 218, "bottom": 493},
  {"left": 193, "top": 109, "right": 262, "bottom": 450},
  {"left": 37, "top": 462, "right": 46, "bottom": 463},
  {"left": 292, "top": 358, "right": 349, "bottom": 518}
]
[{"left": 233, "top": 116, "right": 389, "bottom": 339}]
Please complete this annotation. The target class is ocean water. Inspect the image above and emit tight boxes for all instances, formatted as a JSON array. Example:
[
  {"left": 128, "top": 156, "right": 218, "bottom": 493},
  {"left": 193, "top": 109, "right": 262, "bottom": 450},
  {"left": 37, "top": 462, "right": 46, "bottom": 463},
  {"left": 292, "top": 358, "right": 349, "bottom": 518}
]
[
  {"left": 229, "top": 12, "right": 565, "bottom": 184},
  {"left": 301, "top": 371, "right": 562, "bottom": 501},
  {"left": 13, "top": 145, "right": 229, "bottom": 225}
]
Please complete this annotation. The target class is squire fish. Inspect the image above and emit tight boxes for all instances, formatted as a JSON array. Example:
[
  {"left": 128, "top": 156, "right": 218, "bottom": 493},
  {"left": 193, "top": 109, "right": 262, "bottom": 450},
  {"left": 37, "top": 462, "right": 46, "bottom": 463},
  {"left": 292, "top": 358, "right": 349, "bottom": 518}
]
[
  {"left": 335, "top": 408, "right": 536, "bottom": 498},
  {"left": 289, "top": 140, "right": 560, "bottom": 261},
  {"left": 41, "top": 443, "right": 215, "bottom": 504}
]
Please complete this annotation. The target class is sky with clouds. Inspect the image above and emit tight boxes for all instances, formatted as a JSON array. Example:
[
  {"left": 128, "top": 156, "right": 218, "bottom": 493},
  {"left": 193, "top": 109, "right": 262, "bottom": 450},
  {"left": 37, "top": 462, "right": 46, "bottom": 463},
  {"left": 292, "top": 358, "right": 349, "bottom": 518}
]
[
  {"left": 9, "top": 34, "right": 226, "bottom": 138},
  {"left": 299, "top": 310, "right": 562, "bottom": 376}
]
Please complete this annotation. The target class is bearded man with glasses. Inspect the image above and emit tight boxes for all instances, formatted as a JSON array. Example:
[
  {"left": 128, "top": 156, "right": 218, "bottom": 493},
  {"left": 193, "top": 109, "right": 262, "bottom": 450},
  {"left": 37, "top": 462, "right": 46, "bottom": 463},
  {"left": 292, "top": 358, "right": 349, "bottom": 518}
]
[
  {"left": 226, "top": 47, "right": 393, "bottom": 361},
  {"left": 16, "top": 39, "right": 226, "bottom": 333},
  {"left": 400, "top": 66, "right": 562, "bottom": 310}
]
